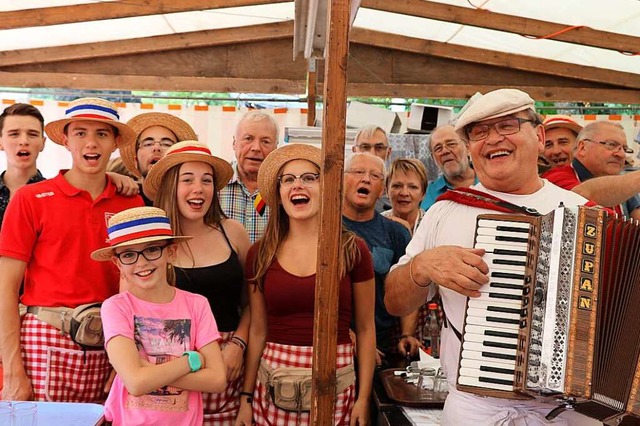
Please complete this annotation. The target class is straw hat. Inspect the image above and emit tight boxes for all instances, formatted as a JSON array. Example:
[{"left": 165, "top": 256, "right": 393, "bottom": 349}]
[
  {"left": 257, "top": 143, "right": 322, "bottom": 209},
  {"left": 122, "top": 112, "right": 198, "bottom": 178},
  {"left": 44, "top": 97, "right": 136, "bottom": 148},
  {"left": 542, "top": 115, "right": 583, "bottom": 136},
  {"left": 143, "top": 141, "right": 233, "bottom": 201},
  {"left": 91, "top": 207, "right": 192, "bottom": 261}
]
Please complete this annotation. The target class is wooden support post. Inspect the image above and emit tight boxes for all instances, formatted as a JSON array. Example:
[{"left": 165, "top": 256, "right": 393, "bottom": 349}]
[
  {"left": 306, "top": 58, "right": 318, "bottom": 126},
  {"left": 310, "top": 0, "right": 350, "bottom": 424}
]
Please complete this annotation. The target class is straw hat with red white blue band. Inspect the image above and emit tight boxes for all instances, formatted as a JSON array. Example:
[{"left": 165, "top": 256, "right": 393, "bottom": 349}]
[
  {"left": 542, "top": 115, "right": 583, "bottom": 136},
  {"left": 91, "top": 207, "right": 192, "bottom": 261},
  {"left": 121, "top": 112, "right": 199, "bottom": 178},
  {"left": 44, "top": 97, "right": 136, "bottom": 148},
  {"left": 143, "top": 141, "right": 233, "bottom": 201}
]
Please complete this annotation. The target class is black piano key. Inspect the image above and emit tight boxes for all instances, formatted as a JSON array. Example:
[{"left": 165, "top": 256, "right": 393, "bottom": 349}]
[
  {"left": 490, "top": 282, "right": 523, "bottom": 290},
  {"left": 480, "top": 365, "right": 516, "bottom": 375},
  {"left": 493, "top": 248, "right": 527, "bottom": 257},
  {"left": 495, "top": 225, "right": 530, "bottom": 234},
  {"left": 489, "top": 292, "right": 522, "bottom": 301},
  {"left": 487, "top": 316, "right": 520, "bottom": 325},
  {"left": 483, "top": 340, "right": 518, "bottom": 350},
  {"left": 479, "top": 376, "right": 515, "bottom": 386},
  {"left": 491, "top": 271, "right": 525, "bottom": 280},
  {"left": 485, "top": 329, "right": 519, "bottom": 339},
  {"left": 487, "top": 305, "right": 522, "bottom": 315},
  {"left": 493, "top": 258, "right": 527, "bottom": 267},
  {"left": 495, "top": 236, "right": 529, "bottom": 244},
  {"left": 481, "top": 351, "right": 516, "bottom": 361}
]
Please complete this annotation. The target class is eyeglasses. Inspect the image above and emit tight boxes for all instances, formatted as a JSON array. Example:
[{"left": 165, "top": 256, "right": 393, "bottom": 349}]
[
  {"left": 356, "top": 143, "right": 389, "bottom": 154},
  {"left": 431, "top": 140, "right": 462, "bottom": 155},
  {"left": 466, "top": 117, "right": 537, "bottom": 142},
  {"left": 278, "top": 172, "right": 320, "bottom": 187},
  {"left": 346, "top": 169, "right": 385, "bottom": 182},
  {"left": 138, "top": 139, "right": 176, "bottom": 150},
  {"left": 582, "top": 139, "right": 633, "bottom": 154},
  {"left": 115, "top": 245, "right": 168, "bottom": 265}
]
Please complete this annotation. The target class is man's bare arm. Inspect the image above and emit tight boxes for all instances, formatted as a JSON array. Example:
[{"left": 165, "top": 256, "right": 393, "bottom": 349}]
[
  {"left": 571, "top": 171, "right": 640, "bottom": 206},
  {"left": 385, "top": 246, "right": 488, "bottom": 317},
  {"left": 0, "top": 256, "right": 33, "bottom": 400}
]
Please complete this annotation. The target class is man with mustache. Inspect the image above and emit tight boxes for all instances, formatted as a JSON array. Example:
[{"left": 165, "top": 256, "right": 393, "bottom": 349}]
[
  {"left": 219, "top": 111, "right": 279, "bottom": 243},
  {"left": 544, "top": 120, "right": 640, "bottom": 219}
]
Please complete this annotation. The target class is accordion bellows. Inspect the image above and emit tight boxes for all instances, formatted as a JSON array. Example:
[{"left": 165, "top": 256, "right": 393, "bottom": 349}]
[{"left": 457, "top": 205, "right": 640, "bottom": 424}]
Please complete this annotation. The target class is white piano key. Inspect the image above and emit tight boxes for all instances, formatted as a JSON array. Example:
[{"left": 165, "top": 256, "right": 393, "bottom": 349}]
[
  {"left": 461, "top": 349, "right": 517, "bottom": 367},
  {"left": 457, "top": 375, "right": 515, "bottom": 391},
  {"left": 465, "top": 300, "right": 524, "bottom": 312},
  {"left": 467, "top": 307, "right": 522, "bottom": 323},
  {"left": 484, "top": 253, "right": 528, "bottom": 269},
  {"left": 477, "top": 284, "right": 524, "bottom": 297},
  {"left": 474, "top": 292, "right": 524, "bottom": 306},
  {"left": 463, "top": 324, "right": 520, "bottom": 341},
  {"left": 460, "top": 356, "right": 517, "bottom": 372},
  {"left": 459, "top": 367, "right": 515, "bottom": 382},
  {"left": 475, "top": 242, "right": 529, "bottom": 255},
  {"left": 476, "top": 228, "right": 532, "bottom": 240},
  {"left": 465, "top": 315, "right": 521, "bottom": 330},
  {"left": 477, "top": 219, "right": 531, "bottom": 231},
  {"left": 463, "top": 341, "right": 517, "bottom": 356},
  {"left": 476, "top": 235, "right": 529, "bottom": 248}
]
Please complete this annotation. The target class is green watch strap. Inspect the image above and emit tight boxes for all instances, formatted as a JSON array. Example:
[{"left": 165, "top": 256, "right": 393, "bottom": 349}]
[{"left": 182, "top": 351, "right": 202, "bottom": 373}]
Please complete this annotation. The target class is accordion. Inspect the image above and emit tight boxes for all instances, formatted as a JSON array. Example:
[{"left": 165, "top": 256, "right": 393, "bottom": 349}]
[{"left": 456, "top": 205, "right": 640, "bottom": 424}]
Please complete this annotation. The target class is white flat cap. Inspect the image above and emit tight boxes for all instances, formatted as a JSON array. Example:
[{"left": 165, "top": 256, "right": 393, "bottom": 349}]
[{"left": 454, "top": 89, "right": 536, "bottom": 138}]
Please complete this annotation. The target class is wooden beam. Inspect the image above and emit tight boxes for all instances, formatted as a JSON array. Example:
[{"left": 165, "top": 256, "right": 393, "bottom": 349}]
[
  {"left": 361, "top": 0, "right": 640, "bottom": 54},
  {"left": 0, "top": 21, "right": 294, "bottom": 67},
  {"left": 0, "top": 0, "right": 292, "bottom": 30},
  {"left": 312, "top": 0, "right": 350, "bottom": 423},
  {"left": 306, "top": 58, "right": 318, "bottom": 126},
  {"left": 343, "top": 83, "right": 640, "bottom": 104},
  {"left": 351, "top": 28, "right": 640, "bottom": 90},
  {"left": 0, "top": 71, "right": 305, "bottom": 94}
]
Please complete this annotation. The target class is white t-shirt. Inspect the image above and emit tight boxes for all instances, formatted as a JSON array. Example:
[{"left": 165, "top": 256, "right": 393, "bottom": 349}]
[{"left": 392, "top": 180, "right": 599, "bottom": 425}]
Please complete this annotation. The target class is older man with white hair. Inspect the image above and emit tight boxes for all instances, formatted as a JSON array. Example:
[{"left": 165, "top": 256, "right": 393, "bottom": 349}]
[{"left": 384, "top": 89, "right": 599, "bottom": 425}]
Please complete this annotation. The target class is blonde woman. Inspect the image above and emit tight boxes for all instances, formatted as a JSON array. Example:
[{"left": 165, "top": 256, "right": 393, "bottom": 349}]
[
  {"left": 235, "top": 144, "right": 376, "bottom": 426},
  {"left": 381, "top": 158, "right": 428, "bottom": 235},
  {"left": 144, "top": 142, "right": 251, "bottom": 425}
]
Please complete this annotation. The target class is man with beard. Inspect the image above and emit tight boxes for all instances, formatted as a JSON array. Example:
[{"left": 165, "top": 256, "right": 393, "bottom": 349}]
[
  {"left": 121, "top": 112, "right": 197, "bottom": 205},
  {"left": 219, "top": 111, "right": 279, "bottom": 243},
  {"left": 420, "top": 124, "right": 477, "bottom": 211}
]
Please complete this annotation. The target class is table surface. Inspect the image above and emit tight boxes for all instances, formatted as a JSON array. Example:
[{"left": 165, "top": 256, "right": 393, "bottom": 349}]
[{"left": 5, "top": 402, "right": 104, "bottom": 425}]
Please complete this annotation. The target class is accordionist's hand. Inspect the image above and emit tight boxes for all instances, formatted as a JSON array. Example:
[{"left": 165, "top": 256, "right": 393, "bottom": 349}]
[{"left": 415, "top": 246, "right": 489, "bottom": 297}]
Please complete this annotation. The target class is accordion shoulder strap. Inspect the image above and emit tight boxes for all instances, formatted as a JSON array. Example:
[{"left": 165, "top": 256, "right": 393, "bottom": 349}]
[{"left": 436, "top": 187, "right": 541, "bottom": 216}]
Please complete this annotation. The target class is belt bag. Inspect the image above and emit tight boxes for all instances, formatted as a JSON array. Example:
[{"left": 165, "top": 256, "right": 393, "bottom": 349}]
[
  {"left": 258, "top": 359, "right": 355, "bottom": 412},
  {"left": 27, "top": 303, "right": 104, "bottom": 349}
]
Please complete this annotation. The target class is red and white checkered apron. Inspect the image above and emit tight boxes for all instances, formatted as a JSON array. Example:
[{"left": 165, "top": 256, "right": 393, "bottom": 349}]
[
  {"left": 21, "top": 313, "right": 111, "bottom": 402},
  {"left": 251, "top": 342, "right": 355, "bottom": 426},
  {"left": 203, "top": 331, "right": 243, "bottom": 426}
]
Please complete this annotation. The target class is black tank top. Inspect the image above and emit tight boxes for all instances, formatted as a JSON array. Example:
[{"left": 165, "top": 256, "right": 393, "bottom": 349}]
[{"left": 175, "top": 224, "right": 244, "bottom": 332}]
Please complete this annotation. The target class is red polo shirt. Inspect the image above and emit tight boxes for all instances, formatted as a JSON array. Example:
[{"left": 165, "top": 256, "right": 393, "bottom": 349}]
[{"left": 0, "top": 171, "right": 143, "bottom": 307}]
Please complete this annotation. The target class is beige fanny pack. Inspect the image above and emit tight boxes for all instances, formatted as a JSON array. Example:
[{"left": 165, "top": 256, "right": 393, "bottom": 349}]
[
  {"left": 257, "top": 359, "right": 355, "bottom": 412},
  {"left": 27, "top": 303, "right": 104, "bottom": 349}
]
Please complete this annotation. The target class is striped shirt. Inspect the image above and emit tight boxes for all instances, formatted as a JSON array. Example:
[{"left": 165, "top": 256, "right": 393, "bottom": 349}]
[{"left": 219, "top": 162, "right": 270, "bottom": 243}]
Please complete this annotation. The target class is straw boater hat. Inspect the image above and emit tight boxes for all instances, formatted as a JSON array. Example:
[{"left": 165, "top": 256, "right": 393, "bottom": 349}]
[
  {"left": 121, "top": 112, "right": 198, "bottom": 178},
  {"left": 257, "top": 143, "right": 322, "bottom": 209},
  {"left": 44, "top": 97, "right": 136, "bottom": 148},
  {"left": 143, "top": 141, "right": 233, "bottom": 201},
  {"left": 454, "top": 89, "right": 536, "bottom": 140},
  {"left": 542, "top": 115, "right": 583, "bottom": 136},
  {"left": 91, "top": 206, "right": 192, "bottom": 261}
]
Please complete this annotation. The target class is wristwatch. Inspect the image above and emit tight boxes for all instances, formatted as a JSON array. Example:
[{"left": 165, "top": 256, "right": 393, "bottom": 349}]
[{"left": 182, "top": 351, "right": 202, "bottom": 373}]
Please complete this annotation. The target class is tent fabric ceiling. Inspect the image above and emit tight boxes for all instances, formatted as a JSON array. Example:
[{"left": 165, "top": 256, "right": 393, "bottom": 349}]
[{"left": 0, "top": 0, "right": 638, "bottom": 101}]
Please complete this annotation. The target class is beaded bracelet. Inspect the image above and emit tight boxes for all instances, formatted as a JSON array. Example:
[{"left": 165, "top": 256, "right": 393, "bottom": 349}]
[{"left": 409, "top": 257, "right": 430, "bottom": 288}]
